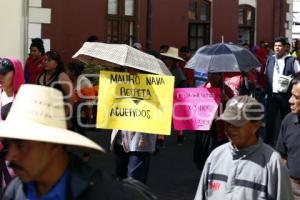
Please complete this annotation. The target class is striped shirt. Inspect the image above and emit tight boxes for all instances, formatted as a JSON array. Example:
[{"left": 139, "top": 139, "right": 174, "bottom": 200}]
[{"left": 194, "top": 138, "right": 293, "bottom": 200}]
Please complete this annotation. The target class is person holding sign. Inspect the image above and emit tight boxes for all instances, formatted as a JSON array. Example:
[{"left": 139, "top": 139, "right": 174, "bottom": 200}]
[
  {"left": 193, "top": 72, "right": 234, "bottom": 170},
  {"left": 161, "top": 47, "right": 187, "bottom": 145},
  {"left": 110, "top": 67, "right": 157, "bottom": 184}
]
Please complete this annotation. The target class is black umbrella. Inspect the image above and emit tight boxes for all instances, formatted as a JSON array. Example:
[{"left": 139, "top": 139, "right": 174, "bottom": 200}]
[{"left": 185, "top": 43, "right": 260, "bottom": 73}]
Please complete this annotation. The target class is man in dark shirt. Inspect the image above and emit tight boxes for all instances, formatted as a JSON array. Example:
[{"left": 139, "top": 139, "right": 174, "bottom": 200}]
[
  {"left": 0, "top": 85, "right": 129, "bottom": 200},
  {"left": 265, "top": 37, "right": 300, "bottom": 147},
  {"left": 277, "top": 77, "right": 300, "bottom": 199}
]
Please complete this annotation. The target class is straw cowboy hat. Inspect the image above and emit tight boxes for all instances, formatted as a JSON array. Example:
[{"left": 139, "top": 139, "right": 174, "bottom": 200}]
[
  {"left": 160, "top": 47, "right": 184, "bottom": 61},
  {"left": 0, "top": 84, "right": 104, "bottom": 152}
]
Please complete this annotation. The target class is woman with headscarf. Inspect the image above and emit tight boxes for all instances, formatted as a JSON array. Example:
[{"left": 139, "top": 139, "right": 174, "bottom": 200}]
[
  {"left": 0, "top": 57, "right": 25, "bottom": 197},
  {"left": 24, "top": 38, "right": 45, "bottom": 84},
  {"left": 0, "top": 57, "right": 24, "bottom": 119}
]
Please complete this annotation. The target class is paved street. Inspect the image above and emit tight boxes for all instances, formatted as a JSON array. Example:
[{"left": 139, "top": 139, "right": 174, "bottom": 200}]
[{"left": 85, "top": 129, "right": 201, "bottom": 200}]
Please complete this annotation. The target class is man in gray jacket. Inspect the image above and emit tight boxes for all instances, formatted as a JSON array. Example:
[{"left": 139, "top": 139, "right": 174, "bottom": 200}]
[{"left": 194, "top": 96, "right": 293, "bottom": 200}]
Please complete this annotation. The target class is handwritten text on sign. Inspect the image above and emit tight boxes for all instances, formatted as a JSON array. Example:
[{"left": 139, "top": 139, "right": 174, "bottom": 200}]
[
  {"left": 173, "top": 87, "right": 221, "bottom": 131},
  {"left": 97, "top": 71, "right": 174, "bottom": 135}
]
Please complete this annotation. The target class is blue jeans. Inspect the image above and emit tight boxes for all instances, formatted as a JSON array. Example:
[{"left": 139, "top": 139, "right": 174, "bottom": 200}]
[
  {"left": 127, "top": 152, "right": 151, "bottom": 184},
  {"left": 114, "top": 143, "right": 151, "bottom": 184}
]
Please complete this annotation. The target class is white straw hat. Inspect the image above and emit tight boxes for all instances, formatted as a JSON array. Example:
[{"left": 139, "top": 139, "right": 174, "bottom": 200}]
[
  {"left": 160, "top": 47, "right": 184, "bottom": 61},
  {"left": 0, "top": 84, "right": 104, "bottom": 152}
]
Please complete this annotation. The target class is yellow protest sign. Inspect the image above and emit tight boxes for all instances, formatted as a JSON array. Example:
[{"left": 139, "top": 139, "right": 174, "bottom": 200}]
[{"left": 96, "top": 71, "right": 174, "bottom": 135}]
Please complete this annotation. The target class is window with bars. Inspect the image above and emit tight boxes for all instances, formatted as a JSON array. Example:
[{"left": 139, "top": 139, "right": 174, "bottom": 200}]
[
  {"left": 106, "top": 0, "right": 137, "bottom": 45},
  {"left": 238, "top": 5, "right": 255, "bottom": 46},
  {"left": 188, "top": 0, "right": 211, "bottom": 52}
]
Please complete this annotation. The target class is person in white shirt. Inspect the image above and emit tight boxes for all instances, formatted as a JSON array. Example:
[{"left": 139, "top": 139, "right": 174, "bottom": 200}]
[{"left": 264, "top": 36, "right": 300, "bottom": 147}]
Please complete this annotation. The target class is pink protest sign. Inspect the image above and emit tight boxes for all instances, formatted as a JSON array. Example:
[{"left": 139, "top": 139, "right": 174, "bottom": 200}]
[{"left": 173, "top": 87, "right": 221, "bottom": 131}]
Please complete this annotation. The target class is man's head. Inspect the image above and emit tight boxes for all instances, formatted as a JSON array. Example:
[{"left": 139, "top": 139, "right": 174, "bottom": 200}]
[
  {"left": 160, "top": 44, "right": 169, "bottom": 53},
  {"left": 260, "top": 40, "right": 265, "bottom": 47},
  {"left": 242, "top": 43, "right": 250, "bottom": 49},
  {"left": 133, "top": 42, "right": 142, "bottom": 51},
  {"left": 274, "top": 36, "right": 289, "bottom": 58},
  {"left": 160, "top": 56, "right": 177, "bottom": 68},
  {"left": 295, "top": 39, "right": 300, "bottom": 50},
  {"left": 179, "top": 46, "right": 192, "bottom": 60},
  {"left": 289, "top": 78, "right": 300, "bottom": 115},
  {"left": 0, "top": 85, "right": 103, "bottom": 182},
  {"left": 87, "top": 35, "right": 98, "bottom": 42},
  {"left": 160, "top": 47, "right": 184, "bottom": 68},
  {"left": 6, "top": 140, "right": 65, "bottom": 182},
  {"left": 219, "top": 96, "right": 264, "bottom": 149},
  {"left": 207, "top": 72, "right": 222, "bottom": 87}
]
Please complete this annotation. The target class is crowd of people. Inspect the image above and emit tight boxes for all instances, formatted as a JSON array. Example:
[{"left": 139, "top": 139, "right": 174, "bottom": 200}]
[
  {"left": 126, "top": 37, "right": 300, "bottom": 199},
  {"left": 0, "top": 35, "right": 299, "bottom": 199}
]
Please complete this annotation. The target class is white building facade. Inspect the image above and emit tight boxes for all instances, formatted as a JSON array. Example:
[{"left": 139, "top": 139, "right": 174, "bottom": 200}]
[
  {"left": 293, "top": 0, "right": 300, "bottom": 38},
  {"left": 0, "top": 0, "right": 51, "bottom": 62}
]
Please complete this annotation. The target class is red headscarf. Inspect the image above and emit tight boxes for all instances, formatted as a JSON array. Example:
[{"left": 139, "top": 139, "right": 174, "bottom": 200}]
[{"left": 4, "top": 57, "right": 25, "bottom": 95}]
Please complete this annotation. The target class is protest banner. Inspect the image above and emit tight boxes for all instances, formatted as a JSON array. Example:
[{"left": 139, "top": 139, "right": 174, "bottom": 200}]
[
  {"left": 173, "top": 87, "right": 221, "bottom": 130},
  {"left": 97, "top": 71, "right": 174, "bottom": 135}
]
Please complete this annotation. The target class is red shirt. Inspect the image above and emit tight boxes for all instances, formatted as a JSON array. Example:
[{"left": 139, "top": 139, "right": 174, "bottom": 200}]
[
  {"left": 24, "top": 55, "right": 44, "bottom": 84},
  {"left": 255, "top": 47, "right": 268, "bottom": 88}
]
